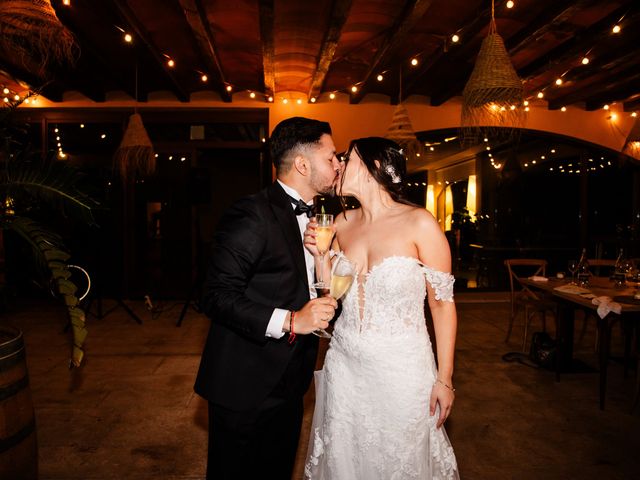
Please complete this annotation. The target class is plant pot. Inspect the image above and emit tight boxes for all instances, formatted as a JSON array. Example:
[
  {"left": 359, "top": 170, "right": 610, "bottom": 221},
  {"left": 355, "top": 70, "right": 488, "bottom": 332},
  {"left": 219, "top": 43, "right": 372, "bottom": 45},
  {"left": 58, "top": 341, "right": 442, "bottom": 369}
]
[{"left": 0, "top": 326, "right": 38, "bottom": 479}]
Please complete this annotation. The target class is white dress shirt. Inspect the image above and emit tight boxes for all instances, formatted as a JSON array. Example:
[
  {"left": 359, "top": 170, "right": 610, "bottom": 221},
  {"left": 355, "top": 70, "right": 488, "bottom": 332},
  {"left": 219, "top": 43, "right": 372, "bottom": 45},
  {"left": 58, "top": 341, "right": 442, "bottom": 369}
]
[{"left": 265, "top": 181, "right": 317, "bottom": 338}]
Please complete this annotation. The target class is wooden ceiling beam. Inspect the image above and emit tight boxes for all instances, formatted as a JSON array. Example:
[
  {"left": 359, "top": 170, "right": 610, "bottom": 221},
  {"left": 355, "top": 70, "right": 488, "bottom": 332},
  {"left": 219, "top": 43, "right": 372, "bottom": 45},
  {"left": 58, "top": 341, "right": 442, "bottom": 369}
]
[
  {"left": 404, "top": 1, "right": 513, "bottom": 105},
  {"left": 426, "top": 0, "right": 600, "bottom": 106},
  {"left": 259, "top": 0, "right": 276, "bottom": 99},
  {"left": 177, "top": 0, "right": 232, "bottom": 102},
  {"left": 307, "top": 0, "right": 353, "bottom": 102},
  {"left": 111, "top": 0, "right": 190, "bottom": 102},
  {"left": 518, "top": 3, "right": 640, "bottom": 80},
  {"left": 548, "top": 69, "right": 640, "bottom": 110},
  {"left": 349, "top": 0, "right": 434, "bottom": 104},
  {"left": 623, "top": 97, "right": 640, "bottom": 112}
]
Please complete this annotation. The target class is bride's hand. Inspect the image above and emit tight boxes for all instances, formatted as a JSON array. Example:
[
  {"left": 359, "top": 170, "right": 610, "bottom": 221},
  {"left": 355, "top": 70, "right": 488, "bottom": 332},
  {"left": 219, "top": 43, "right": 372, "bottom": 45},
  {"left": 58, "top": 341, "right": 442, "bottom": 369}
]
[
  {"left": 303, "top": 217, "right": 336, "bottom": 257},
  {"left": 303, "top": 218, "right": 320, "bottom": 256},
  {"left": 430, "top": 380, "right": 454, "bottom": 429}
]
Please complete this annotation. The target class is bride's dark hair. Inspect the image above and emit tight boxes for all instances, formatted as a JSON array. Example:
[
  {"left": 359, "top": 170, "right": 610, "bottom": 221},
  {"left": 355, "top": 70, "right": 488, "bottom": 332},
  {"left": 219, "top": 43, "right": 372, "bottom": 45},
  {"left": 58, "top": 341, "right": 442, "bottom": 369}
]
[{"left": 342, "top": 137, "right": 412, "bottom": 205}]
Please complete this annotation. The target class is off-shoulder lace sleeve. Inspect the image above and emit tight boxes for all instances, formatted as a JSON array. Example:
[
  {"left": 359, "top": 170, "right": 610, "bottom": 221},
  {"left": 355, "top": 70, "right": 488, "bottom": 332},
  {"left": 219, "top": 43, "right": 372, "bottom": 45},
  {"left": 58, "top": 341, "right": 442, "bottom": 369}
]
[{"left": 422, "top": 265, "right": 455, "bottom": 302}]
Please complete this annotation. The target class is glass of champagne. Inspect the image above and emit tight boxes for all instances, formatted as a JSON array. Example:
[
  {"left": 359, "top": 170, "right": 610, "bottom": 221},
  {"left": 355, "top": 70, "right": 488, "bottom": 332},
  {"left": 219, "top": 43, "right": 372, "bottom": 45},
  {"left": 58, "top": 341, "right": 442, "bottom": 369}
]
[
  {"left": 313, "top": 214, "right": 334, "bottom": 289},
  {"left": 567, "top": 259, "right": 578, "bottom": 285},
  {"left": 313, "top": 254, "right": 356, "bottom": 338}
]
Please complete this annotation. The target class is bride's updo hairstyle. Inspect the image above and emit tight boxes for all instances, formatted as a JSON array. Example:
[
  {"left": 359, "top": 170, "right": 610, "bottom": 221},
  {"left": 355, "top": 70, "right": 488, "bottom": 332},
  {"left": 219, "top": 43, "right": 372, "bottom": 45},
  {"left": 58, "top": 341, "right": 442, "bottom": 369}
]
[{"left": 344, "top": 137, "right": 412, "bottom": 205}]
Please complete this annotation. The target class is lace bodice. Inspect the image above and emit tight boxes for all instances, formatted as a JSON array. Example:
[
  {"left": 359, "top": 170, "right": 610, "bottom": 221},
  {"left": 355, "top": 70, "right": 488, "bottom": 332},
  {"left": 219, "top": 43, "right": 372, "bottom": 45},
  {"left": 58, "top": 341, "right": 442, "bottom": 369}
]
[
  {"left": 305, "top": 255, "right": 459, "bottom": 479},
  {"left": 335, "top": 255, "right": 454, "bottom": 338}
]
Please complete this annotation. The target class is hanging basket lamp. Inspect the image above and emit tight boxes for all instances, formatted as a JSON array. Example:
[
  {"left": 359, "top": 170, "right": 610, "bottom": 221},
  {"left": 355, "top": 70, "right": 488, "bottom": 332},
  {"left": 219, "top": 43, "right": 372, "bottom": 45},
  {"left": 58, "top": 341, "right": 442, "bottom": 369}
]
[
  {"left": 461, "top": 10, "right": 525, "bottom": 145},
  {"left": 385, "top": 103, "right": 423, "bottom": 160},
  {"left": 0, "top": 0, "right": 77, "bottom": 76},
  {"left": 114, "top": 113, "right": 156, "bottom": 180},
  {"left": 622, "top": 117, "right": 640, "bottom": 161}
]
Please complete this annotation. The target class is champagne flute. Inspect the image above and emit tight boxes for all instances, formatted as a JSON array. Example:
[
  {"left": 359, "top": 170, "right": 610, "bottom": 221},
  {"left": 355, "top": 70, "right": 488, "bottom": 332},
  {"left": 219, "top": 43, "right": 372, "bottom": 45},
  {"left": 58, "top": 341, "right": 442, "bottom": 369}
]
[
  {"left": 313, "top": 214, "right": 334, "bottom": 289},
  {"left": 567, "top": 259, "right": 578, "bottom": 285},
  {"left": 313, "top": 254, "right": 356, "bottom": 338}
]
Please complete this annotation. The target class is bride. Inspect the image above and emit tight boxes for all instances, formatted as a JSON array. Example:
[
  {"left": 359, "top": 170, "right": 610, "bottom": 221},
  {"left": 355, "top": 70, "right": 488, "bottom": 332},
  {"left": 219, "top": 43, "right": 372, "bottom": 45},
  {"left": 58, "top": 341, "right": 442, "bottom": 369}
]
[{"left": 303, "top": 137, "right": 459, "bottom": 479}]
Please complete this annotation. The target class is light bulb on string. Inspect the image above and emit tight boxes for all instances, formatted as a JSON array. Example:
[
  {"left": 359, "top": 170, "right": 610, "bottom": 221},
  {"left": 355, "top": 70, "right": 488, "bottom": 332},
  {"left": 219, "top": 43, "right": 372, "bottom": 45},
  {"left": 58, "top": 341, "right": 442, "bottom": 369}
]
[
  {"left": 410, "top": 58, "right": 418, "bottom": 66},
  {"left": 267, "top": 96, "right": 273, "bottom": 102},
  {"left": 124, "top": 33, "right": 132, "bottom": 43},
  {"left": 581, "top": 57, "right": 589, "bottom": 65},
  {"left": 632, "top": 112, "right": 638, "bottom": 117},
  {"left": 612, "top": 25, "right": 621, "bottom": 34},
  {"left": 555, "top": 78, "right": 563, "bottom": 86},
  {"left": 310, "top": 97, "right": 316, "bottom": 103},
  {"left": 329, "top": 93, "right": 336, "bottom": 100},
  {"left": 2, "top": 88, "right": 8, "bottom": 94},
  {"left": 377, "top": 74, "right": 384, "bottom": 81},
  {"left": 201, "top": 74, "right": 208, "bottom": 82},
  {"left": 451, "top": 34, "right": 460, "bottom": 43},
  {"left": 537, "top": 91, "right": 544, "bottom": 99},
  {"left": 506, "top": 1, "right": 514, "bottom": 8},
  {"left": 249, "top": 92, "right": 256, "bottom": 98},
  {"left": 561, "top": 106, "right": 567, "bottom": 112},
  {"left": 167, "top": 58, "right": 175, "bottom": 68},
  {"left": 351, "top": 85, "right": 358, "bottom": 93},
  {"left": 226, "top": 85, "right": 232, "bottom": 92}
]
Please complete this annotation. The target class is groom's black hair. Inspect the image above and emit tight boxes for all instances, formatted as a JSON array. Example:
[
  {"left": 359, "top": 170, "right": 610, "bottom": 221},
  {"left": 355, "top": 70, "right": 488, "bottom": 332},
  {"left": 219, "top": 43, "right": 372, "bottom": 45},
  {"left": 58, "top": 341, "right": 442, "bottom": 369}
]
[{"left": 270, "top": 117, "right": 332, "bottom": 175}]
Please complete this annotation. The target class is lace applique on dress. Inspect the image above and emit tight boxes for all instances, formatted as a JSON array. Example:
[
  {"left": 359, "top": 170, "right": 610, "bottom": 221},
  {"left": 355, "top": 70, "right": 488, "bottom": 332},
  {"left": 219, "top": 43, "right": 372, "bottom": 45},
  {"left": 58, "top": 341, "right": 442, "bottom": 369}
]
[
  {"left": 422, "top": 265, "right": 455, "bottom": 302},
  {"left": 304, "top": 256, "right": 459, "bottom": 480}
]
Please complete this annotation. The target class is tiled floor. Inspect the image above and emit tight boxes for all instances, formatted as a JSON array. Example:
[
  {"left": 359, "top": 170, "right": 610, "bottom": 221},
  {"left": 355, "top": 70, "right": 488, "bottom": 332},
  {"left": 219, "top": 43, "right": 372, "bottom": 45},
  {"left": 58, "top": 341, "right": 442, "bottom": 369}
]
[{"left": 6, "top": 295, "right": 640, "bottom": 479}]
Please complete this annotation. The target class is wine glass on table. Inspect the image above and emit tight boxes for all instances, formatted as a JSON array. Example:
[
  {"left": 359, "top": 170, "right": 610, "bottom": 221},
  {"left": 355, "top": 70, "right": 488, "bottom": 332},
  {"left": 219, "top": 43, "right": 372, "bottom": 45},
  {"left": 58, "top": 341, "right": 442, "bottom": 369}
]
[
  {"left": 567, "top": 259, "right": 578, "bottom": 285},
  {"left": 623, "top": 259, "right": 640, "bottom": 299},
  {"left": 312, "top": 254, "right": 356, "bottom": 338}
]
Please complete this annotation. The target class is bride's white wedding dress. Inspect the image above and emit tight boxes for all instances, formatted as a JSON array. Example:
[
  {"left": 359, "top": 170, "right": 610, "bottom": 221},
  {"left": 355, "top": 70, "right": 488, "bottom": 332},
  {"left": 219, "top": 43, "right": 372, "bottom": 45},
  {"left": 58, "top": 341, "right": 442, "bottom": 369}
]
[{"left": 304, "top": 256, "right": 459, "bottom": 479}]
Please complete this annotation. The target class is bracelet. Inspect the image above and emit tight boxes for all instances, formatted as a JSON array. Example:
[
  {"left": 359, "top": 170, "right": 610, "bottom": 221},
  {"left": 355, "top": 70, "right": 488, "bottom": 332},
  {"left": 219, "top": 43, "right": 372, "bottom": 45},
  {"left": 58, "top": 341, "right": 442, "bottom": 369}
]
[
  {"left": 288, "top": 311, "right": 297, "bottom": 344},
  {"left": 436, "top": 378, "right": 455, "bottom": 392}
]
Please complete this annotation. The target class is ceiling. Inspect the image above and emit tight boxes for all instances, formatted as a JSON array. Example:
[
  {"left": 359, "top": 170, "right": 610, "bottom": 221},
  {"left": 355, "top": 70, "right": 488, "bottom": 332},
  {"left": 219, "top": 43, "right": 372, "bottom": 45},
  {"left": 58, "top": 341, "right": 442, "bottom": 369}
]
[{"left": 1, "top": 0, "right": 639, "bottom": 111}]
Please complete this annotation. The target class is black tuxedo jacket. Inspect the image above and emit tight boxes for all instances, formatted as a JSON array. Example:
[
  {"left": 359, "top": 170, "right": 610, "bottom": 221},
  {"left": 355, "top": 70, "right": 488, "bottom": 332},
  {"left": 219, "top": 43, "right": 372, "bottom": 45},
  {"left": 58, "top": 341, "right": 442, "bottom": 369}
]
[{"left": 194, "top": 182, "right": 318, "bottom": 411}]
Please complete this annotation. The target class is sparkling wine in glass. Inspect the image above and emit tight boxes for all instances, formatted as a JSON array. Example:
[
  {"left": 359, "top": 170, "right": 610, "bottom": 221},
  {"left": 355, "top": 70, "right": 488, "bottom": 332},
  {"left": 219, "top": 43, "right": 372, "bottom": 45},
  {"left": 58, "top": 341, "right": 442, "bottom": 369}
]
[
  {"left": 313, "top": 214, "right": 334, "bottom": 289},
  {"left": 567, "top": 260, "right": 578, "bottom": 285},
  {"left": 313, "top": 254, "right": 356, "bottom": 339}
]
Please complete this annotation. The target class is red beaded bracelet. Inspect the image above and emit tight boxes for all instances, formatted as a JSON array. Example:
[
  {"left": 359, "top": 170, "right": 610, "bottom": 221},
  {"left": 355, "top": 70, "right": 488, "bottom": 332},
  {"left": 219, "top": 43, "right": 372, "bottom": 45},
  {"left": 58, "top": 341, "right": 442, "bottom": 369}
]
[{"left": 288, "top": 310, "right": 297, "bottom": 344}]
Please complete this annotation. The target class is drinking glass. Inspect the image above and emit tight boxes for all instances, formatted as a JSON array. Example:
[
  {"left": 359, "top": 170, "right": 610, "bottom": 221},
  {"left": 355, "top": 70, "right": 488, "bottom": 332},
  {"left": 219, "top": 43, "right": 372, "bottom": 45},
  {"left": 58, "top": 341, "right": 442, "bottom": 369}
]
[
  {"left": 567, "top": 260, "right": 578, "bottom": 285},
  {"left": 624, "top": 260, "right": 640, "bottom": 299},
  {"left": 313, "top": 254, "right": 356, "bottom": 339},
  {"left": 313, "top": 214, "right": 334, "bottom": 289}
]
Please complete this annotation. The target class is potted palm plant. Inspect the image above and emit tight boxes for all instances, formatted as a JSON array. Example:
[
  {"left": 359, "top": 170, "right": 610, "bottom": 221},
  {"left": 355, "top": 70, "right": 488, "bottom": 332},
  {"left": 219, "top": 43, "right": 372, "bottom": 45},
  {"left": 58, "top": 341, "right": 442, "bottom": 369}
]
[{"left": 0, "top": 93, "right": 98, "bottom": 479}]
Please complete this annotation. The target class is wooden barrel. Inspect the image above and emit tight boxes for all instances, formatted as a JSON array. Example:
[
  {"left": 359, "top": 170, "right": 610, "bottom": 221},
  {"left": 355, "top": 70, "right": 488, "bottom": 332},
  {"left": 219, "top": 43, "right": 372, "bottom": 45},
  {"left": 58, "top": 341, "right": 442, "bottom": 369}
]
[{"left": 0, "top": 326, "right": 38, "bottom": 479}]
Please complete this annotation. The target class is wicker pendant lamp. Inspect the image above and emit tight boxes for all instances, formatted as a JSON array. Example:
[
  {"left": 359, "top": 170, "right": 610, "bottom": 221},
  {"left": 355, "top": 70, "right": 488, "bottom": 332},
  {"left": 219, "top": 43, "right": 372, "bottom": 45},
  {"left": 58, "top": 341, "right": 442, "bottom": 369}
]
[
  {"left": 114, "top": 66, "right": 155, "bottom": 180},
  {"left": 622, "top": 117, "right": 640, "bottom": 161},
  {"left": 0, "top": 0, "right": 77, "bottom": 75},
  {"left": 461, "top": 0, "right": 524, "bottom": 145},
  {"left": 114, "top": 113, "right": 156, "bottom": 180},
  {"left": 385, "top": 103, "right": 422, "bottom": 160}
]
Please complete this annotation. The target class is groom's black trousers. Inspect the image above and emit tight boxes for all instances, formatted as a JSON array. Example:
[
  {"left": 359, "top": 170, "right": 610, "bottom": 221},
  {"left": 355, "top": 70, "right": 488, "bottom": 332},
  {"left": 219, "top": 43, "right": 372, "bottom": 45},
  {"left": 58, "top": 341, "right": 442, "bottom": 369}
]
[{"left": 207, "top": 394, "right": 303, "bottom": 480}]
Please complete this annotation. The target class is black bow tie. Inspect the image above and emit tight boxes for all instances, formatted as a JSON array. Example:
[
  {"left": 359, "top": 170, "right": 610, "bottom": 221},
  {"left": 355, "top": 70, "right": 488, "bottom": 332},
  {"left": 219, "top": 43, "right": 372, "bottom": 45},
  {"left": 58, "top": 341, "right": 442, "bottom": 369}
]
[{"left": 287, "top": 195, "right": 314, "bottom": 217}]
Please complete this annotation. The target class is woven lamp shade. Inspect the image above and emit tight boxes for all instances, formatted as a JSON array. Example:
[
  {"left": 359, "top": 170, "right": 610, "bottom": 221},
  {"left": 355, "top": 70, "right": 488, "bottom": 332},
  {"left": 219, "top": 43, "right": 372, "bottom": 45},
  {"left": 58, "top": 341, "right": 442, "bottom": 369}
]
[
  {"left": 622, "top": 117, "right": 640, "bottom": 161},
  {"left": 461, "top": 21, "right": 525, "bottom": 145},
  {"left": 114, "top": 113, "right": 156, "bottom": 180},
  {"left": 385, "top": 103, "right": 422, "bottom": 160},
  {"left": 0, "top": 0, "right": 77, "bottom": 75}
]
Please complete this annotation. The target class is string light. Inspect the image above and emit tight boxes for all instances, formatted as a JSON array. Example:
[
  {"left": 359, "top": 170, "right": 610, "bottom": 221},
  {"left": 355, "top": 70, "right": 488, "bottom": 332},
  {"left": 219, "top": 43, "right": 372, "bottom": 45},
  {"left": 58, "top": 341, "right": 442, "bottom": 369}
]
[
  {"left": 2, "top": 88, "right": 8, "bottom": 94},
  {"left": 13, "top": 95, "right": 19, "bottom": 101},
  {"left": 603, "top": 104, "right": 609, "bottom": 110},
  {"left": 63, "top": 0, "right": 71, "bottom": 5},
  {"left": 296, "top": 99, "right": 302, "bottom": 105},
  {"left": 612, "top": 25, "right": 621, "bottom": 34},
  {"left": 3, "top": 98, "right": 8, "bottom": 103},
  {"left": 410, "top": 58, "right": 418, "bottom": 66},
  {"left": 201, "top": 74, "right": 208, "bottom": 82},
  {"left": 451, "top": 34, "right": 460, "bottom": 43},
  {"left": 561, "top": 106, "right": 567, "bottom": 112},
  {"left": 167, "top": 59, "right": 175, "bottom": 68},
  {"left": 283, "top": 98, "right": 288, "bottom": 104},
  {"left": 581, "top": 57, "right": 589, "bottom": 65},
  {"left": 537, "top": 91, "right": 544, "bottom": 99},
  {"left": 80, "top": 124, "right": 85, "bottom": 128},
  {"left": 226, "top": 85, "right": 232, "bottom": 92},
  {"left": 506, "top": 1, "right": 515, "bottom": 8},
  {"left": 124, "top": 33, "right": 132, "bottom": 43},
  {"left": 377, "top": 74, "right": 384, "bottom": 81},
  {"left": 632, "top": 112, "right": 638, "bottom": 117},
  {"left": 249, "top": 91, "right": 256, "bottom": 98},
  {"left": 555, "top": 78, "right": 563, "bottom": 86},
  {"left": 268, "top": 96, "right": 274, "bottom": 102},
  {"left": 310, "top": 97, "right": 316, "bottom": 103},
  {"left": 100, "top": 133, "right": 106, "bottom": 139},
  {"left": 351, "top": 85, "right": 358, "bottom": 93},
  {"left": 524, "top": 106, "right": 530, "bottom": 111},
  {"left": 523, "top": 100, "right": 529, "bottom": 106}
]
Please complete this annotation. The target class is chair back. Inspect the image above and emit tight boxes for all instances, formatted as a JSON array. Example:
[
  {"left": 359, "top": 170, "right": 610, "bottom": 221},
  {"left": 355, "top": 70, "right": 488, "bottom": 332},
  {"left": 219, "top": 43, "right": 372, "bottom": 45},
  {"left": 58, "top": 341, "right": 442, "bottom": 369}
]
[{"left": 504, "top": 259, "right": 547, "bottom": 301}]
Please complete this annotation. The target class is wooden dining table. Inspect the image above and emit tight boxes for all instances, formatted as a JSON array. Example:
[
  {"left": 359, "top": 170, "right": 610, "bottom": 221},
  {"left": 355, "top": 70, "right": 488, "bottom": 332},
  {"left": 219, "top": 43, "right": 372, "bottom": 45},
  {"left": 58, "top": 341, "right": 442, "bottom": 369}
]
[{"left": 520, "top": 276, "right": 640, "bottom": 410}]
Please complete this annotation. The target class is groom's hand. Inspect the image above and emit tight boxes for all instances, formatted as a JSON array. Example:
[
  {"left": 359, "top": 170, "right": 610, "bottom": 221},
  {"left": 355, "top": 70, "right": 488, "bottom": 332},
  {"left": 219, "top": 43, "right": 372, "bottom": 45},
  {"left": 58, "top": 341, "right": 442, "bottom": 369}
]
[{"left": 291, "top": 297, "right": 338, "bottom": 334}]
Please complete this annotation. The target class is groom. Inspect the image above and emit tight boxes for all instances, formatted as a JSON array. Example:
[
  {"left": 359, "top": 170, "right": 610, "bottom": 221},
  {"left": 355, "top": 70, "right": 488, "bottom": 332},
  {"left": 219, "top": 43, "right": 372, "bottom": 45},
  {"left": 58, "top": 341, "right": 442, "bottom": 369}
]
[{"left": 194, "top": 117, "right": 341, "bottom": 479}]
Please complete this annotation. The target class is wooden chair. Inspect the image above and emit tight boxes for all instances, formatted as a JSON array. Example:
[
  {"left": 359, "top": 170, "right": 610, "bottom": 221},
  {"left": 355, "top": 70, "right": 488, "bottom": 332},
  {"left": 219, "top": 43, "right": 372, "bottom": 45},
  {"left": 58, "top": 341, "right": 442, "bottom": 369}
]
[{"left": 504, "top": 259, "right": 558, "bottom": 351}]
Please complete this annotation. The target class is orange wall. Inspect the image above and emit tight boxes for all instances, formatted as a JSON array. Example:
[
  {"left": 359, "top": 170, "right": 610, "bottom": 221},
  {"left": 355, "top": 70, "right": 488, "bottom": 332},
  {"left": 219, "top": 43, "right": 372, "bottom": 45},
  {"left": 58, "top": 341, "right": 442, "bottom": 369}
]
[{"left": 25, "top": 90, "right": 636, "bottom": 154}]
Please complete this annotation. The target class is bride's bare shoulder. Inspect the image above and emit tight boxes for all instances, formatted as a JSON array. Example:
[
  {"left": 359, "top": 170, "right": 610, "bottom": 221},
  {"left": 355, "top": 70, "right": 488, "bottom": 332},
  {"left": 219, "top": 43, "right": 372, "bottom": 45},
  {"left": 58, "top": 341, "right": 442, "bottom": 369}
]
[{"left": 406, "top": 207, "right": 440, "bottom": 232}]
